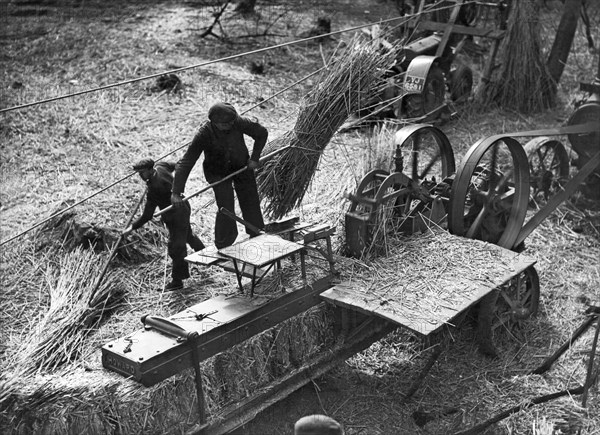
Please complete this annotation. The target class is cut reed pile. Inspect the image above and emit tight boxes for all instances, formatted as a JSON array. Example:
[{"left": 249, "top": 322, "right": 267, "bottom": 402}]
[
  {"left": 0, "top": 298, "right": 335, "bottom": 434},
  {"left": 257, "top": 38, "right": 397, "bottom": 220},
  {"left": 6, "top": 247, "right": 125, "bottom": 376},
  {"left": 481, "top": 0, "right": 556, "bottom": 112},
  {"left": 0, "top": 249, "right": 336, "bottom": 434}
]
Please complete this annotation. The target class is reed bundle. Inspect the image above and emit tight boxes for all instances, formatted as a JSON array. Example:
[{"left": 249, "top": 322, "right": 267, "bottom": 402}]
[
  {"left": 484, "top": 0, "right": 556, "bottom": 112},
  {"left": 12, "top": 247, "right": 125, "bottom": 374},
  {"left": 257, "top": 38, "right": 397, "bottom": 219}
]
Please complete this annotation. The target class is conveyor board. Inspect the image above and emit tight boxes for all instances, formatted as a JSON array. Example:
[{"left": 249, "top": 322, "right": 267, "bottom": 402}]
[{"left": 101, "top": 276, "right": 333, "bottom": 386}]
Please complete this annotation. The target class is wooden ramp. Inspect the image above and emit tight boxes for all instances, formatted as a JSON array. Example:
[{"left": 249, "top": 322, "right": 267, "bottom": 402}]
[{"left": 321, "top": 231, "right": 537, "bottom": 336}]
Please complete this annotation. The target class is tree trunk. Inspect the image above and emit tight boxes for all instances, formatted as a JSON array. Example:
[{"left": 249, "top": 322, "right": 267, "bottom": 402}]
[{"left": 546, "top": 0, "right": 583, "bottom": 85}]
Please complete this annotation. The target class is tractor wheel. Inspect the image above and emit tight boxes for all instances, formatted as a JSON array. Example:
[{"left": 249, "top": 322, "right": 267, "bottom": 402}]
[
  {"left": 404, "top": 66, "right": 445, "bottom": 119},
  {"left": 449, "top": 64, "right": 473, "bottom": 103}
]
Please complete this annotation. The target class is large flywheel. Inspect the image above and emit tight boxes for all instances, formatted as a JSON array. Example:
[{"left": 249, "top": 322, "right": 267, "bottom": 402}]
[
  {"left": 448, "top": 135, "right": 530, "bottom": 250},
  {"left": 449, "top": 135, "right": 540, "bottom": 329}
]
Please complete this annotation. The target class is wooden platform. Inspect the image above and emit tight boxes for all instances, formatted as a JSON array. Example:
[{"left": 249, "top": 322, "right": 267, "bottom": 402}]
[
  {"left": 321, "top": 231, "right": 537, "bottom": 336},
  {"left": 218, "top": 234, "right": 305, "bottom": 268}
]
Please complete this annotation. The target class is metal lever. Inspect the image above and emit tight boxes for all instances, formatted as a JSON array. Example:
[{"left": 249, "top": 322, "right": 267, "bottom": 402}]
[{"left": 219, "top": 207, "right": 263, "bottom": 235}]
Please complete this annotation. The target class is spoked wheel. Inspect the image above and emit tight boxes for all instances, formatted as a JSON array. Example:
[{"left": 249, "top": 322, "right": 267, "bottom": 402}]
[
  {"left": 448, "top": 136, "right": 530, "bottom": 250},
  {"left": 494, "top": 265, "right": 540, "bottom": 331},
  {"left": 524, "top": 137, "right": 570, "bottom": 206},
  {"left": 405, "top": 66, "right": 446, "bottom": 119},
  {"left": 394, "top": 124, "right": 456, "bottom": 184},
  {"left": 394, "top": 124, "right": 456, "bottom": 227}
]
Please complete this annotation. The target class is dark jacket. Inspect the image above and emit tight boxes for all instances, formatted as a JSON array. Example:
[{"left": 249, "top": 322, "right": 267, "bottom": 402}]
[
  {"left": 132, "top": 161, "right": 177, "bottom": 230},
  {"left": 172, "top": 117, "right": 268, "bottom": 194}
]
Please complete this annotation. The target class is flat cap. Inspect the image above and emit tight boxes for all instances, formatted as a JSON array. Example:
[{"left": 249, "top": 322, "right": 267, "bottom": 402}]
[
  {"left": 132, "top": 158, "right": 155, "bottom": 171},
  {"left": 208, "top": 102, "right": 238, "bottom": 123},
  {"left": 294, "top": 415, "right": 344, "bottom": 435}
]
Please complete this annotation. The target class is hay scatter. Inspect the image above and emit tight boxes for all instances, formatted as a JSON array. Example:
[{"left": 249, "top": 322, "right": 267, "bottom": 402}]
[{"left": 257, "top": 38, "right": 397, "bottom": 219}]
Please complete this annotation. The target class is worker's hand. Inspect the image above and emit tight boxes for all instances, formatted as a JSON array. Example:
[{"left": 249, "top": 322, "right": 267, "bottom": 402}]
[
  {"left": 247, "top": 159, "right": 259, "bottom": 170},
  {"left": 171, "top": 193, "right": 185, "bottom": 208},
  {"left": 121, "top": 226, "right": 133, "bottom": 237}
]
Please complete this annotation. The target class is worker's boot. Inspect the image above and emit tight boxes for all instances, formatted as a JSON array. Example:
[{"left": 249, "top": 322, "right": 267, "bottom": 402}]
[{"left": 164, "top": 279, "right": 183, "bottom": 292}]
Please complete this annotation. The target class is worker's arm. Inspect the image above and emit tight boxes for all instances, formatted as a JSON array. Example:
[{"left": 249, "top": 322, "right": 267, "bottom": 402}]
[
  {"left": 122, "top": 196, "right": 156, "bottom": 235},
  {"left": 239, "top": 117, "right": 268, "bottom": 168},
  {"left": 171, "top": 126, "right": 209, "bottom": 206}
]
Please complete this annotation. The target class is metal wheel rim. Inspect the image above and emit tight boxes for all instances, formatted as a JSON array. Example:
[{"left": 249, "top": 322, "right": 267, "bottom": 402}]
[
  {"left": 495, "top": 265, "right": 540, "bottom": 330},
  {"left": 524, "top": 137, "right": 570, "bottom": 205},
  {"left": 348, "top": 169, "right": 390, "bottom": 213},
  {"left": 448, "top": 135, "right": 530, "bottom": 250},
  {"left": 394, "top": 124, "right": 456, "bottom": 180}
]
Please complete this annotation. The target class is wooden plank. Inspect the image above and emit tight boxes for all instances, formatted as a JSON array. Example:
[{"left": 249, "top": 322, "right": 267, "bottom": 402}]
[
  {"left": 435, "top": 0, "right": 462, "bottom": 58},
  {"left": 411, "top": 20, "right": 505, "bottom": 39},
  {"left": 321, "top": 234, "right": 537, "bottom": 336},
  {"left": 186, "top": 246, "right": 228, "bottom": 266}
]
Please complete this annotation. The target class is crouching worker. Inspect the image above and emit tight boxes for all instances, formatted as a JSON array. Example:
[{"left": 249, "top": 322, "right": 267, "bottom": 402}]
[{"left": 123, "top": 158, "right": 205, "bottom": 291}]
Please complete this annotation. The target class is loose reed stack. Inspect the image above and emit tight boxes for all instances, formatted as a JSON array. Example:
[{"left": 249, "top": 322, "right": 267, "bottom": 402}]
[
  {"left": 258, "top": 38, "right": 397, "bottom": 219},
  {"left": 11, "top": 247, "right": 124, "bottom": 375},
  {"left": 484, "top": 0, "right": 556, "bottom": 112}
]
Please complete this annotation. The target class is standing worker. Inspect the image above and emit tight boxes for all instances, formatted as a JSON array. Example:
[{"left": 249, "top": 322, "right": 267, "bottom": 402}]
[
  {"left": 123, "top": 158, "right": 205, "bottom": 291},
  {"left": 171, "top": 102, "right": 268, "bottom": 249}
]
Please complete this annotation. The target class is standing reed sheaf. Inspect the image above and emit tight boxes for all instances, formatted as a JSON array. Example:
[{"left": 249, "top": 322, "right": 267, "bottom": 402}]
[
  {"left": 257, "top": 38, "right": 397, "bottom": 220},
  {"left": 482, "top": 0, "right": 556, "bottom": 112}
]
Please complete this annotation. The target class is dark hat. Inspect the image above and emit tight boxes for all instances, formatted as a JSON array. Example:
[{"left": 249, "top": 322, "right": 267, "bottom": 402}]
[
  {"left": 294, "top": 415, "right": 344, "bottom": 435},
  {"left": 132, "top": 158, "right": 155, "bottom": 171},
  {"left": 208, "top": 102, "right": 238, "bottom": 123}
]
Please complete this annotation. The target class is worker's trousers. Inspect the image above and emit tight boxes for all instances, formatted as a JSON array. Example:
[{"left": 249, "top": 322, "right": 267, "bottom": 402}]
[
  {"left": 162, "top": 203, "right": 205, "bottom": 280},
  {"left": 207, "top": 169, "right": 264, "bottom": 249}
]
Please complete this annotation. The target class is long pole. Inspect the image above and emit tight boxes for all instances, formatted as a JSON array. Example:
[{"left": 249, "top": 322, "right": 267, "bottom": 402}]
[
  {"left": 154, "top": 144, "right": 293, "bottom": 218},
  {"left": 89, "top": 188, "right": 147, "bottom": 307}
]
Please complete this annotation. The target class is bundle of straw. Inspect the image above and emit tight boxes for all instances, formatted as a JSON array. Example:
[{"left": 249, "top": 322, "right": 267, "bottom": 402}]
[
  {"left": 483, "top": 0, "right": 556, "bottom": 112},
  {"left": 12, "top": 247, "right": 124, "bottom": 374},
  {"left": 257, "top": 38, "right": 397, "bottom": 219}
]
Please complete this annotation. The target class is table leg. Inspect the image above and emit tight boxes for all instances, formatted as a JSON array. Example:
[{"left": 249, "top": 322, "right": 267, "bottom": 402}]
[
  {"left": 231, "top": 260, "right": 244, "bottom": 294},
  {"left": 251, "top": 267, "right": 257, "bottom": 298},
  {"left": 300, "top": 249, "right": 307, "bottom": 285}
]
